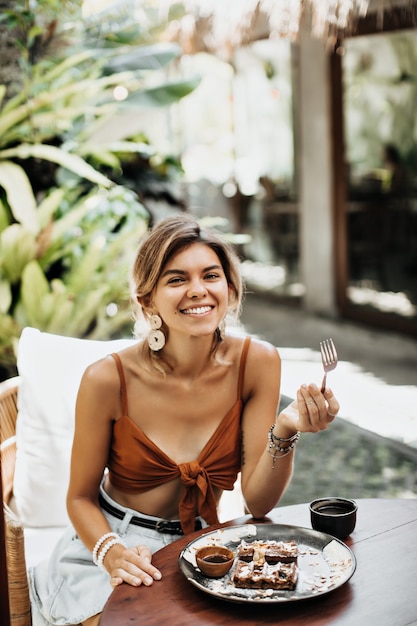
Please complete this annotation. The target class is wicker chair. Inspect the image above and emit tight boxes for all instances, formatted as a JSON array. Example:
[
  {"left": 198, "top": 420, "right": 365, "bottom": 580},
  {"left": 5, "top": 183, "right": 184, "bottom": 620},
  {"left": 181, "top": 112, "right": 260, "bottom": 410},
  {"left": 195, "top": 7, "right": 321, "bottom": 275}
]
[{"left": 0, "top": 377, "right": 32, "bottom": 626}]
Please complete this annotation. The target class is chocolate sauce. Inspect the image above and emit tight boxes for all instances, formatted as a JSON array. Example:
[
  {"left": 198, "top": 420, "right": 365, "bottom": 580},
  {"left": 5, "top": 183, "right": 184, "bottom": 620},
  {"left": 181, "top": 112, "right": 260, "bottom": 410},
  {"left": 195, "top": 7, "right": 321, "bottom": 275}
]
[{"left": 202, "top": 554, "right": 230, "bottom": 564}]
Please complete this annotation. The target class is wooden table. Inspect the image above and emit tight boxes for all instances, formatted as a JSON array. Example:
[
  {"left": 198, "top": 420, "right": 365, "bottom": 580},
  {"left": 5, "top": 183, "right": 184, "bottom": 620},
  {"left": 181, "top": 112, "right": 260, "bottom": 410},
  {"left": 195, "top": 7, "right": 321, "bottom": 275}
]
[{"left": 100, "top": 499, "right": 417, "bottom": 626}]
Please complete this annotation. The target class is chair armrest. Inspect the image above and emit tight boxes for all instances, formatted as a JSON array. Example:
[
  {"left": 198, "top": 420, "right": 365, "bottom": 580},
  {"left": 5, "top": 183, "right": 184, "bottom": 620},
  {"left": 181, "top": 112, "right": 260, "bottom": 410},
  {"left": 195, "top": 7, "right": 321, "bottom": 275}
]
[
  {"left": 0, "top": 377, "right": 19, "bottom": 508},
  {"left": 0, "top": 377, "right": 20, "bottom": 444},
  {"left": 1, "top": 437, "right": 16, "bottom": 507},
  {"left": 1, "top": 377, "right": 31, "bottom": 625},
  {"left": 4, "top": 509, "right": 31, "bottom": 626}
]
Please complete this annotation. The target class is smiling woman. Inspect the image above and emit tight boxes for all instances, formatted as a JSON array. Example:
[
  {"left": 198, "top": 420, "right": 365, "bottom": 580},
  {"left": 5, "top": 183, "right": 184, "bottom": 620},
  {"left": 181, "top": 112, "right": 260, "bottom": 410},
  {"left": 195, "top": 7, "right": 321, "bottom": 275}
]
[
  {"left": 28, "top": 214, "right": 340, "bottom": 626},
  {"left": 130, "top": 215, "right": 243, "bottom": 373},
  {"left": 148, "top": 244, "right": 231, "bottom": 340}
]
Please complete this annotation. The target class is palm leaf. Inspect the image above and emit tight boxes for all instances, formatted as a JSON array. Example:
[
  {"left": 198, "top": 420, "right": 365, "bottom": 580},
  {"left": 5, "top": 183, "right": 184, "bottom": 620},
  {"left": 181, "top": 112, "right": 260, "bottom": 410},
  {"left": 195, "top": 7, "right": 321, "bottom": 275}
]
[
  {"left": 0, "top": 145, "right": 113, "bottom": 188},
  {"left": 122, "top": 77, "right": 201, "bottom": 107},
  {"left": 103, "top": 42, "right": 181, "bottom": 73},
  {"left": 0, "top": 162, "right": 39, "bottom": 233}
]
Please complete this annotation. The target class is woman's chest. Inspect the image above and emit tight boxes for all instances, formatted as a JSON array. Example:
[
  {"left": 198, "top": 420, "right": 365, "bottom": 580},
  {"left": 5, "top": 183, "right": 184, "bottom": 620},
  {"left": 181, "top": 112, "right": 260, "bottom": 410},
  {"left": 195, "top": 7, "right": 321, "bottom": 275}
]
[{"left": 125, "top": 369, "right": 240, "bottom": 463}]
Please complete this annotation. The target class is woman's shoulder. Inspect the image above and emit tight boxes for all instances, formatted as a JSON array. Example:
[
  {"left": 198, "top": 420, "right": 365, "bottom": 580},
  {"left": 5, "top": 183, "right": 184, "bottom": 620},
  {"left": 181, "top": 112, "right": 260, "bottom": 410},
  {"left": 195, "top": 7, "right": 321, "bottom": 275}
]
[
  {"left": 246, "top": 336, "right": 280, "bottom": 370},
  {"left": 224, "top": 335, "right": 280, "bottom": 401},
  {"left": 80, "top": 343, "right": 140, "bottom": 389},
  {"left": 225, "top": 333, "right": 280, "bottom": 364},
  {"left": 79, "top": 355, "right": 118, "bottom": 393}
]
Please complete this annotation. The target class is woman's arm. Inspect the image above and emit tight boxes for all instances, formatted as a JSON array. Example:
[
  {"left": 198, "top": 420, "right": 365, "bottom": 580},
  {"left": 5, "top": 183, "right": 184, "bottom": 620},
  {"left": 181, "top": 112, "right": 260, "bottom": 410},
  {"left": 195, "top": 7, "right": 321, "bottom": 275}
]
[
  {"left": 66, "top": 356, "right": 161, "bottom": 587},
  {"left": 67, "top": 358, "right": 118, "bottom": 546},
  {"left": 240, "top": 340, "right": 340, "bottom": 519}
]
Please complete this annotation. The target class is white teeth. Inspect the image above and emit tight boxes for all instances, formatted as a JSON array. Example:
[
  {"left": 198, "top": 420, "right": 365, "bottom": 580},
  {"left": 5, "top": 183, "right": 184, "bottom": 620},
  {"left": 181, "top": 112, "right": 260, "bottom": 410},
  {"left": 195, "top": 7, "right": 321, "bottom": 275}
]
[{"left": 181, "top": 306, "right": 212, "bottom": 315}]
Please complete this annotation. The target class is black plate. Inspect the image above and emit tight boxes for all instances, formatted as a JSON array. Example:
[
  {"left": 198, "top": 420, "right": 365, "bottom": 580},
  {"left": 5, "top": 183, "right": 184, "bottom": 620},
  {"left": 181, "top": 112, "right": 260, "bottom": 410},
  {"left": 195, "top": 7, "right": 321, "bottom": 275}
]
[{"left": 178, "top": 523, "right": 356, "bottom": 604}]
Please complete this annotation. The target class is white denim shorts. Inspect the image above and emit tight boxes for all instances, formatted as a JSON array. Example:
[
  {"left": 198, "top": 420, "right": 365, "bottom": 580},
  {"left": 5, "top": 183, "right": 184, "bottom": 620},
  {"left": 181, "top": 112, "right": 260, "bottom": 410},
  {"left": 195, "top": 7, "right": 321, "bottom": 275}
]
[{"left": 29, "top": 481, "right": 206, "bottom": 626}]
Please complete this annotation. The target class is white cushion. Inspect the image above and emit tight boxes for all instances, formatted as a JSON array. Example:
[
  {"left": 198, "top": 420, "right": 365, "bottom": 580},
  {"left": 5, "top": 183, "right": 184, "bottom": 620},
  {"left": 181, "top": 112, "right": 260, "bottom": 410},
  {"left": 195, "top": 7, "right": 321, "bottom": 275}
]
[
  {"left": 14, "top": 327, "right": 135, "bottom": 528},
  {"left": 24, "top": 527, "right": 66, "bottom": 569}
]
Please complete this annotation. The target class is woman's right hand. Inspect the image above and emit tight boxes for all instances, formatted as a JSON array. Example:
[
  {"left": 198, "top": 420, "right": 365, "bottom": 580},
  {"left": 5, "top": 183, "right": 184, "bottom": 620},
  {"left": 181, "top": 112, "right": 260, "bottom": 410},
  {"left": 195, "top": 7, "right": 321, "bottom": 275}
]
[{"left": 107, "top": 544, "right": 162, "bottom": 588}]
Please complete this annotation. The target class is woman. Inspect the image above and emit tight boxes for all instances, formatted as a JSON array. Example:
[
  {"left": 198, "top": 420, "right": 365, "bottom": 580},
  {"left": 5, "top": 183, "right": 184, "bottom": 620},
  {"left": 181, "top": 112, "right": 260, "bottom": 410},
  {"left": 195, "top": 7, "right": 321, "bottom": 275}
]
[{"left": 29, "top": 214, "right": 339, "bottom": 626}]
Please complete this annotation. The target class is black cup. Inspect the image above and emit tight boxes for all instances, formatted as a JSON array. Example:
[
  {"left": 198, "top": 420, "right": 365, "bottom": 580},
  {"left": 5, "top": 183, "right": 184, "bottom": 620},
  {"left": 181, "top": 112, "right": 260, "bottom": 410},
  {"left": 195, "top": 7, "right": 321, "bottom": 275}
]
[{"left": 310, "top": 497, "right": 357, "bottom": 540}]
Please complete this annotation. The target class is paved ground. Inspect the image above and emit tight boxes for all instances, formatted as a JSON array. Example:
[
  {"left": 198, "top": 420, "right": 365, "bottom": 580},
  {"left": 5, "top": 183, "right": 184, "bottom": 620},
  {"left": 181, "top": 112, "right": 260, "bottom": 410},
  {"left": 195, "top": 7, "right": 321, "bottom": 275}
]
[
  {"left": 238, "top": 292, "right": 417, "bottom": 505},
  {"left": 241, "top": 292, "right": 417, "bottom": 387}
]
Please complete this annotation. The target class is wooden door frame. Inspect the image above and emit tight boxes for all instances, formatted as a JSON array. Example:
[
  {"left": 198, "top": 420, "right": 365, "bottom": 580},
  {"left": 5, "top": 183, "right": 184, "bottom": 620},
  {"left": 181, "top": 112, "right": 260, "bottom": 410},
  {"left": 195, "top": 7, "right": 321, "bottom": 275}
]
[{"left": 330, "top": 4, "right": 417, "bottom": 337}]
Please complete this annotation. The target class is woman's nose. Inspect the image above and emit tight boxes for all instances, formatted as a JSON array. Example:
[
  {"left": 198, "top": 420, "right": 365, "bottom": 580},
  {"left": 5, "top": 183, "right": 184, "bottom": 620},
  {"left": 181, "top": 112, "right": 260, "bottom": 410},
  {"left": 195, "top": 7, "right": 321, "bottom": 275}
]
[{"left": 187, "top": 280, "right": 207, "bottom": 298}]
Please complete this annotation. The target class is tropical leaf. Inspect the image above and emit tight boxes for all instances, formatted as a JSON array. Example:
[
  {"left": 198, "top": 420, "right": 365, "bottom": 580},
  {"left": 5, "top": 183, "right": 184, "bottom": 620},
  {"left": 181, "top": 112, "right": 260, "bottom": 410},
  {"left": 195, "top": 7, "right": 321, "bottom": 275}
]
[
  {"left": 64, "top": 287, "right": 110, "bottom": 337},
  {"left": 0, "top": 145, "right": 114, "bottom": 188},
  {"left": 122, "top": 77, "right": 201, "bottom": 107},
  {"left": 0, "top": 161, "right": 39, "bottom": 233},
  {"left": 0, "top": 85, "right": 6, "bottom": 108},
  {"left": 37, "top": 188, "right": 66, "bottom": 230},
  {"left": 0, "top": 5, "right": 198, "bottom": 373},
  {"left": 0, "top": 73, "right": 119, "bottom": 141},
  {"left": 0, "top": 312, "right": 20, "bottom": 372},
  {"left": 0, "top": 280, "right": 12, "bottom": 314},
  {"left": 0, "top": 198, "right": 10, "bottom": 233},
  {"left": 40, "top": 49, "right": 99, "bottom": 85},
  {"left": 19, "top": 268, "right": 72, "bottom": 331},
  {"left": 65, "top": 235, "right": 107, "bottom": 293},
  {"left": 1, "top": 50, "right": 102, "bottom": 116},
  {"left": 87, "top": 307, "right": 133, "bottom": 341},
  {"left": 103, "top": 42, "right": 181, "bottom": 73},
  {"left": 43, "top": 289, "right": 76, "bottom": 333},
  {"left": 80, "top": 150, "right": 121, "bottom": 170},
  {"left": 49, "top": 191, "right": 108, "bottom": 243},
  {"left": 19, "top": 260, "right": 50, "bottom": 326},
  {"left": 0, "top": 224, "right": 37, "bottom": 283},
  {"left": 85, "top": 140, "right": 154, "bottom": 156}
]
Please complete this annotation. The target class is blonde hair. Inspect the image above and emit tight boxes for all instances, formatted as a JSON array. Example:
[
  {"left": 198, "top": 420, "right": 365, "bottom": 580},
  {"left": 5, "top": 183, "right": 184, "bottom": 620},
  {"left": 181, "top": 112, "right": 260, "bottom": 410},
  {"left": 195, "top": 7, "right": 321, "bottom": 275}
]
[{"left": 130, "top": 214, "right": 243, "bottom": 372}]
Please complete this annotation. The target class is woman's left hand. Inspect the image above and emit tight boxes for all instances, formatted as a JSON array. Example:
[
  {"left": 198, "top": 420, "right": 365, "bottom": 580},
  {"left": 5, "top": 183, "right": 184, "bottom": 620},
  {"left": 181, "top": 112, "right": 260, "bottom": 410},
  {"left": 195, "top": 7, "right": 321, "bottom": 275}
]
[{"left": 281, "top": 384, "right": 340, "bottom": 433}]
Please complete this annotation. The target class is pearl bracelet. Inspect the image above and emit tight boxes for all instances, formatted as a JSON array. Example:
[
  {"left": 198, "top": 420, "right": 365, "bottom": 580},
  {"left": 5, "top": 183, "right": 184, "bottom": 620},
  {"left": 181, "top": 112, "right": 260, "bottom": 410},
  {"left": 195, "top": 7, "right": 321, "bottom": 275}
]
[
  {"left": 96, "top": 537, "right": 127, "bottom": 571},
  {"left": 92, "top": 532, "right": 118, "bottom": 565}
]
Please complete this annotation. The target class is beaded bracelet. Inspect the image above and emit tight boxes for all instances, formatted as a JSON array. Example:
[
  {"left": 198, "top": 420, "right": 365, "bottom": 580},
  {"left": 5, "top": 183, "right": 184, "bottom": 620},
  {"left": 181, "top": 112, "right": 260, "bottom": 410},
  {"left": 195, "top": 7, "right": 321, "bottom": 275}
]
[
  {"left": 92, "top": 532, "right": 118, "bottom": 565},
  {"left": 267, "top": 425, "right": 300, "bottom": 468},
  {"left": 96, "top": 537, "right": 127, "bottom": 571},
  {"left": 269, "top": 426, "right": 300, "bottom": 445}
]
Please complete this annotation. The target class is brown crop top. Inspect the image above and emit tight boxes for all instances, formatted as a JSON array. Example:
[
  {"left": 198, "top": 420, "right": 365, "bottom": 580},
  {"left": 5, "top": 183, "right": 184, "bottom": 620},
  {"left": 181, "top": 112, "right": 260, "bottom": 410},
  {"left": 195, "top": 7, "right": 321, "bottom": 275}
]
[{"left": 107, "top": 336, "right": 251, "bottom": 534}]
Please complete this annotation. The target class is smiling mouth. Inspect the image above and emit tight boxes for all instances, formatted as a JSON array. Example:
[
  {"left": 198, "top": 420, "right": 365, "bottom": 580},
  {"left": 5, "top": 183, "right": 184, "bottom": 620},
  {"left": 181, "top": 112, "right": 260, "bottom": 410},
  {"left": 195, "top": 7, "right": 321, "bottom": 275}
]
[{"left": 180, "top": 306, "right": 213, "bottom": 315}]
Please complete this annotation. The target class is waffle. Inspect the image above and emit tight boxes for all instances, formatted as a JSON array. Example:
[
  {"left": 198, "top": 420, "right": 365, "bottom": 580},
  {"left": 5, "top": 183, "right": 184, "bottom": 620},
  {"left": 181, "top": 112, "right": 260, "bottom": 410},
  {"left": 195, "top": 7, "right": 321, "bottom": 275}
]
[{"left": 232, "top": 540, "right": 298, "bottom": 590}]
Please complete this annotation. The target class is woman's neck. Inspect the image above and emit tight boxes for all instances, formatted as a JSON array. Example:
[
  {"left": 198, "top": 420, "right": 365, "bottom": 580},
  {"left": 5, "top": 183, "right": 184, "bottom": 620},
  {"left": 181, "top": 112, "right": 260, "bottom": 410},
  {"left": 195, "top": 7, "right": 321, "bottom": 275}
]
[{"left": 162, "top": 333, "right": 218, "bottom": 380}]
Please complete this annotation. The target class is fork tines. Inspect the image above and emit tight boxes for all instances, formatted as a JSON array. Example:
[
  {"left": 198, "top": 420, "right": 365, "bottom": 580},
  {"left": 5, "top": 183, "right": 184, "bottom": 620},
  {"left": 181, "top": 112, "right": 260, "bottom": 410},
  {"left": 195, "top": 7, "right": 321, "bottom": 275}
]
[{"left": 320, "top": 338, "right": 337, "bottom": 366}]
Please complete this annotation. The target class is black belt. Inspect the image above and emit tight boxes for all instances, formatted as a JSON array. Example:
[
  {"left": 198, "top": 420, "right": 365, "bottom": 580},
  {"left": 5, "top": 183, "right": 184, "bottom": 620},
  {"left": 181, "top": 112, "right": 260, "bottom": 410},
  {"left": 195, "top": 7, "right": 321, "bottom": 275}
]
[{"left": 99, "top": 493, "right": 202, "bottom": 535}]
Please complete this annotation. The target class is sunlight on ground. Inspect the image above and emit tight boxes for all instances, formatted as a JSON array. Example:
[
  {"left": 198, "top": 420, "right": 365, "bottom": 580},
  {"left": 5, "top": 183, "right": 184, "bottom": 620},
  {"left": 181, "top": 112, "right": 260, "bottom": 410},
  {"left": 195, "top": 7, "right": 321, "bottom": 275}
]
[
  {"left": 348, "top": 285, "right": 417, "bottom": 318},
  {"left": 240, "top": 259, "right": 306, "bottom": 297},
  {"left": 279, "top": 348, "right": 417, "bottom": 449}
]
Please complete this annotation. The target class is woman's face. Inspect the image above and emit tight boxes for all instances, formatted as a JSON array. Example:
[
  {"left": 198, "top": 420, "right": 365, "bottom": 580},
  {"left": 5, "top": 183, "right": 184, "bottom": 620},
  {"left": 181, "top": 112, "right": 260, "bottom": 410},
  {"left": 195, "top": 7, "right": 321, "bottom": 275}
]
[{"left": 151, "top": 243, "right": 231, "bottom": 339}]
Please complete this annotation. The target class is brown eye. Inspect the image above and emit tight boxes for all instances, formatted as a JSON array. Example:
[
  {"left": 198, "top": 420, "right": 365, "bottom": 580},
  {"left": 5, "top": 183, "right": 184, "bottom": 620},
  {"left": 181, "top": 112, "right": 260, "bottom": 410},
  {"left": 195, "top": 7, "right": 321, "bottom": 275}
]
[{"left": 167, "top": 276, "right": 184, "bottom": 284}]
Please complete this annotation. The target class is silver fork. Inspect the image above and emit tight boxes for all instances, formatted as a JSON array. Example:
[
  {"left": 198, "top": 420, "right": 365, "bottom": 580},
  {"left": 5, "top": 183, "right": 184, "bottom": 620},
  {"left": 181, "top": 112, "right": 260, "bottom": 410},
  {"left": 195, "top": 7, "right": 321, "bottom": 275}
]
[{"left": 320, "top": 338, "right": 338, "bottom": 392}]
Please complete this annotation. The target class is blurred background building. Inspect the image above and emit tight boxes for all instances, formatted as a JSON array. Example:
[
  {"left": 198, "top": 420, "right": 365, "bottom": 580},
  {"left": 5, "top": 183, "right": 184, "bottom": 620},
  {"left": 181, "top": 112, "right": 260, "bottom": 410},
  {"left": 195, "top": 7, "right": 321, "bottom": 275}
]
[{"left": 89, "top": 0, "right": 417, "bottom": 337}]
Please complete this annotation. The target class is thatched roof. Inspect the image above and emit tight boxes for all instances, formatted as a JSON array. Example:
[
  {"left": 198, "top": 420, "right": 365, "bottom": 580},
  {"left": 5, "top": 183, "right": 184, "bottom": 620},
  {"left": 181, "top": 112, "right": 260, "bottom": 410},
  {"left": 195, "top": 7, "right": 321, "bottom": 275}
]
[{"left": 162, "top": 0, "right": 417, "bottom": 60}]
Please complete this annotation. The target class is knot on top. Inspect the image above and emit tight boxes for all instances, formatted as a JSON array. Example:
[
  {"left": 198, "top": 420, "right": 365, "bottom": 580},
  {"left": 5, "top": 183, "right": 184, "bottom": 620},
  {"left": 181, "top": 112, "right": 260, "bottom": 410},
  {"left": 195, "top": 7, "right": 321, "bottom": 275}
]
[
  {"left": 177, "top": 461, "right": 219, "bottom": 534},
  {"left": 179, "top": 461, "right": 204, "bottom": 486}
]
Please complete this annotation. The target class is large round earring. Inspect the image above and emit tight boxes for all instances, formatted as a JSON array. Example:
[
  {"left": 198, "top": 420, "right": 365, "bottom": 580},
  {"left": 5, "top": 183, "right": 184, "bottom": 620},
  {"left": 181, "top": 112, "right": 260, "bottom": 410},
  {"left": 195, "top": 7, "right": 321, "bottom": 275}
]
[{"left": 147, "top": 314, "right": 165, "bottom": 351}]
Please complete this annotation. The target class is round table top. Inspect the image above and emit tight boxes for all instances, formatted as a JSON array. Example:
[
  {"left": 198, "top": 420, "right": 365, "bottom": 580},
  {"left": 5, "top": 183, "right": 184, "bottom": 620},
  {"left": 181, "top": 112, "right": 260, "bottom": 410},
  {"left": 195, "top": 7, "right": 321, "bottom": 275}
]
[{"left": 100, "top": 498, "right": 417, "bottom": 626}]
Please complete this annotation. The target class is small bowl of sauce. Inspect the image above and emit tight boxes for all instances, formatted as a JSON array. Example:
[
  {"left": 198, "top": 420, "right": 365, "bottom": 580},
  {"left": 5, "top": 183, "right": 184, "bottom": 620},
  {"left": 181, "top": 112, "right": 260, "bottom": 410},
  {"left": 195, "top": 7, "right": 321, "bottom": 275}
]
[
  {"left": 310, "top": 497, "right": 357, "bottom": 540},
  {"left": 195, "top": 545, "right": 235, "bottom": 578}
]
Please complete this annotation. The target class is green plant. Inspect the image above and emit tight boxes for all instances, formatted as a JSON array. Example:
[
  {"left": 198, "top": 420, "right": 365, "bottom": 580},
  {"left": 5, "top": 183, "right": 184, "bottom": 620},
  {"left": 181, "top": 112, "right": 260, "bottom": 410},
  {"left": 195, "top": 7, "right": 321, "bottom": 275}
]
[{"left": 0, "top": 0, "right": 199, "bottom": 378}]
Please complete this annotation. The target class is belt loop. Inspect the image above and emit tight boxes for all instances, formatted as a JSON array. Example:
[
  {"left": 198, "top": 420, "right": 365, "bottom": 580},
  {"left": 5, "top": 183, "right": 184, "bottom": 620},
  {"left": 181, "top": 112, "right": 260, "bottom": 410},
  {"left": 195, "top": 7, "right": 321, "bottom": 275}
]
[{"left": 118, "top": 511, "right": 134, "bottom": 535}]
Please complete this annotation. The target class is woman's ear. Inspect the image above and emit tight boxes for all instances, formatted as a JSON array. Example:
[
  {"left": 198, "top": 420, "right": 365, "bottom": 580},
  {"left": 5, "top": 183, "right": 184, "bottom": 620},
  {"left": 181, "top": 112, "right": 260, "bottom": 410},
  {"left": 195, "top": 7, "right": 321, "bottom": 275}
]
[
  {"left": 138, "top": 294, "right": 152, "bottom": 308},
  {"left": 227, "top": 284, "right": 236, "bottom": 306}
]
